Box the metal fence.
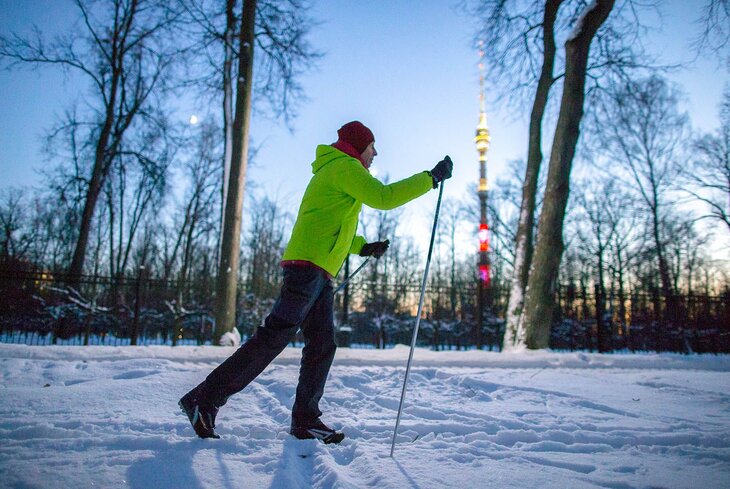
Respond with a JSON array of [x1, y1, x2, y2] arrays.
[[551, 288, 730, 353], [1, 267, 728, 353], [0, 267, 217, 346]]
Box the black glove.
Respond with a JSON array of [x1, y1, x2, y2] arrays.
[[360, 239, 390, 258], [430, 155, 453, 188]]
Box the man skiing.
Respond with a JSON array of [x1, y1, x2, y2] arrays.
[[180, 121, 453, 444]]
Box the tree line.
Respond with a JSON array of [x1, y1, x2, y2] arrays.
[[0, 0, 728, 351]]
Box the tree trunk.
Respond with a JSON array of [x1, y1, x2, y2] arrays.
[[66, 0, 141, 284], [214, 0, 256, 340], [596, 249, 608, 352], [503, 0, 562, 351], [67, 99, 117, 282], [219, 0, 236, 261], [522, 0, 615, 350], [652, 208, 674, 322], [616, 245, 627, 342]]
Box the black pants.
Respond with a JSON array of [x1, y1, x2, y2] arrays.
[[202, 265, 336, 425]]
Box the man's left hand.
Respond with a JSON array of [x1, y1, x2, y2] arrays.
[[360, 239, 390, 258]]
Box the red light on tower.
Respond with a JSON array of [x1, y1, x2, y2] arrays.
[[478, 223, 490, 283], [478, 223, 489, 252], [479, 264, 490, 284]]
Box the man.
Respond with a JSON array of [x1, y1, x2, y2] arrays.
[[180, 121, 453, 444]]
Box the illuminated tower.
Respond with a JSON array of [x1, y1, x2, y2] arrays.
[[475, 48, 491, 347]]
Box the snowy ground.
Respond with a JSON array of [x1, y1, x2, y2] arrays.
[[1, 344, 729, 489]]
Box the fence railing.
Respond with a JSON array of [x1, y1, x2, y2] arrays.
[[1, 268, 728, 353]]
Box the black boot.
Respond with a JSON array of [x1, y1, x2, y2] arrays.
[[179, 385, 220, 439], [290, 418, 345, 445]]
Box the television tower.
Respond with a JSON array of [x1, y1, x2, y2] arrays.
[[475, 47, 491, 347]]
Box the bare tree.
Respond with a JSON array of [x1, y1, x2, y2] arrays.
[[438, 199, 466, 319], [213, 0, 257, 340], [243, 194, 290, 301], [491, 161, 533, 267], [683, 89, 730, 230], [0, 0, 184, 282], [472, 0, 564, 350], [0, 189, 32, 258], [359, 199, 404, 348], [179, 0, 319, 255], [595, 75, 689, 323], [469, 0, 658, 350], [162, 119, 222, 286], [104, 124, 171, 278], [694, 0, 730, 63], [574, 178, 624, 351], [388, 235, 423, 315], [664, 217, 710, 296], [29, 193, 80, 271], [180, 0, 320, 122], [176, 0, 320, 339], [606, 194, 641, 335], [521, 0, 617, 349]]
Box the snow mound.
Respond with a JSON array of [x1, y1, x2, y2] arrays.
[[218, 327, 241, 347]]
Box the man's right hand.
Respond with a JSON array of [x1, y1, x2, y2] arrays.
[[430, 156, 453, 187]]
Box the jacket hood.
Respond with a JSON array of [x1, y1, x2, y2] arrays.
[[312, 144, 355, 173]]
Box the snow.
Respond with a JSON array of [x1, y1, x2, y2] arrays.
[[1, 344, 729, 489], [567, 0, 600, 42], [218, 327, 241, 347], [503, 205, 531, 352]]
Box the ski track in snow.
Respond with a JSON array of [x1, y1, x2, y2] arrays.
[[0, 345, 729, 488]]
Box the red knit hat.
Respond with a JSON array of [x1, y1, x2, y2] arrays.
[[336, 121, 375, 155]]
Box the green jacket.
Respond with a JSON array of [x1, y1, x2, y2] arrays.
[[282, 144, 433, 277]]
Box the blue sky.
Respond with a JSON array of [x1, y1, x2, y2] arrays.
[[0, 0, 726, 246]]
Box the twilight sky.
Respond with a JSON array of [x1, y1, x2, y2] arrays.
[[0, 0, 726, 247]]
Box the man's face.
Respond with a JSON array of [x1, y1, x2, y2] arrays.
[[361, 142, 377, 169]]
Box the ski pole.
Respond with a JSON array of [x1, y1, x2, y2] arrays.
[[390, 180, 445, 457], [334, 257, 371, 294]]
